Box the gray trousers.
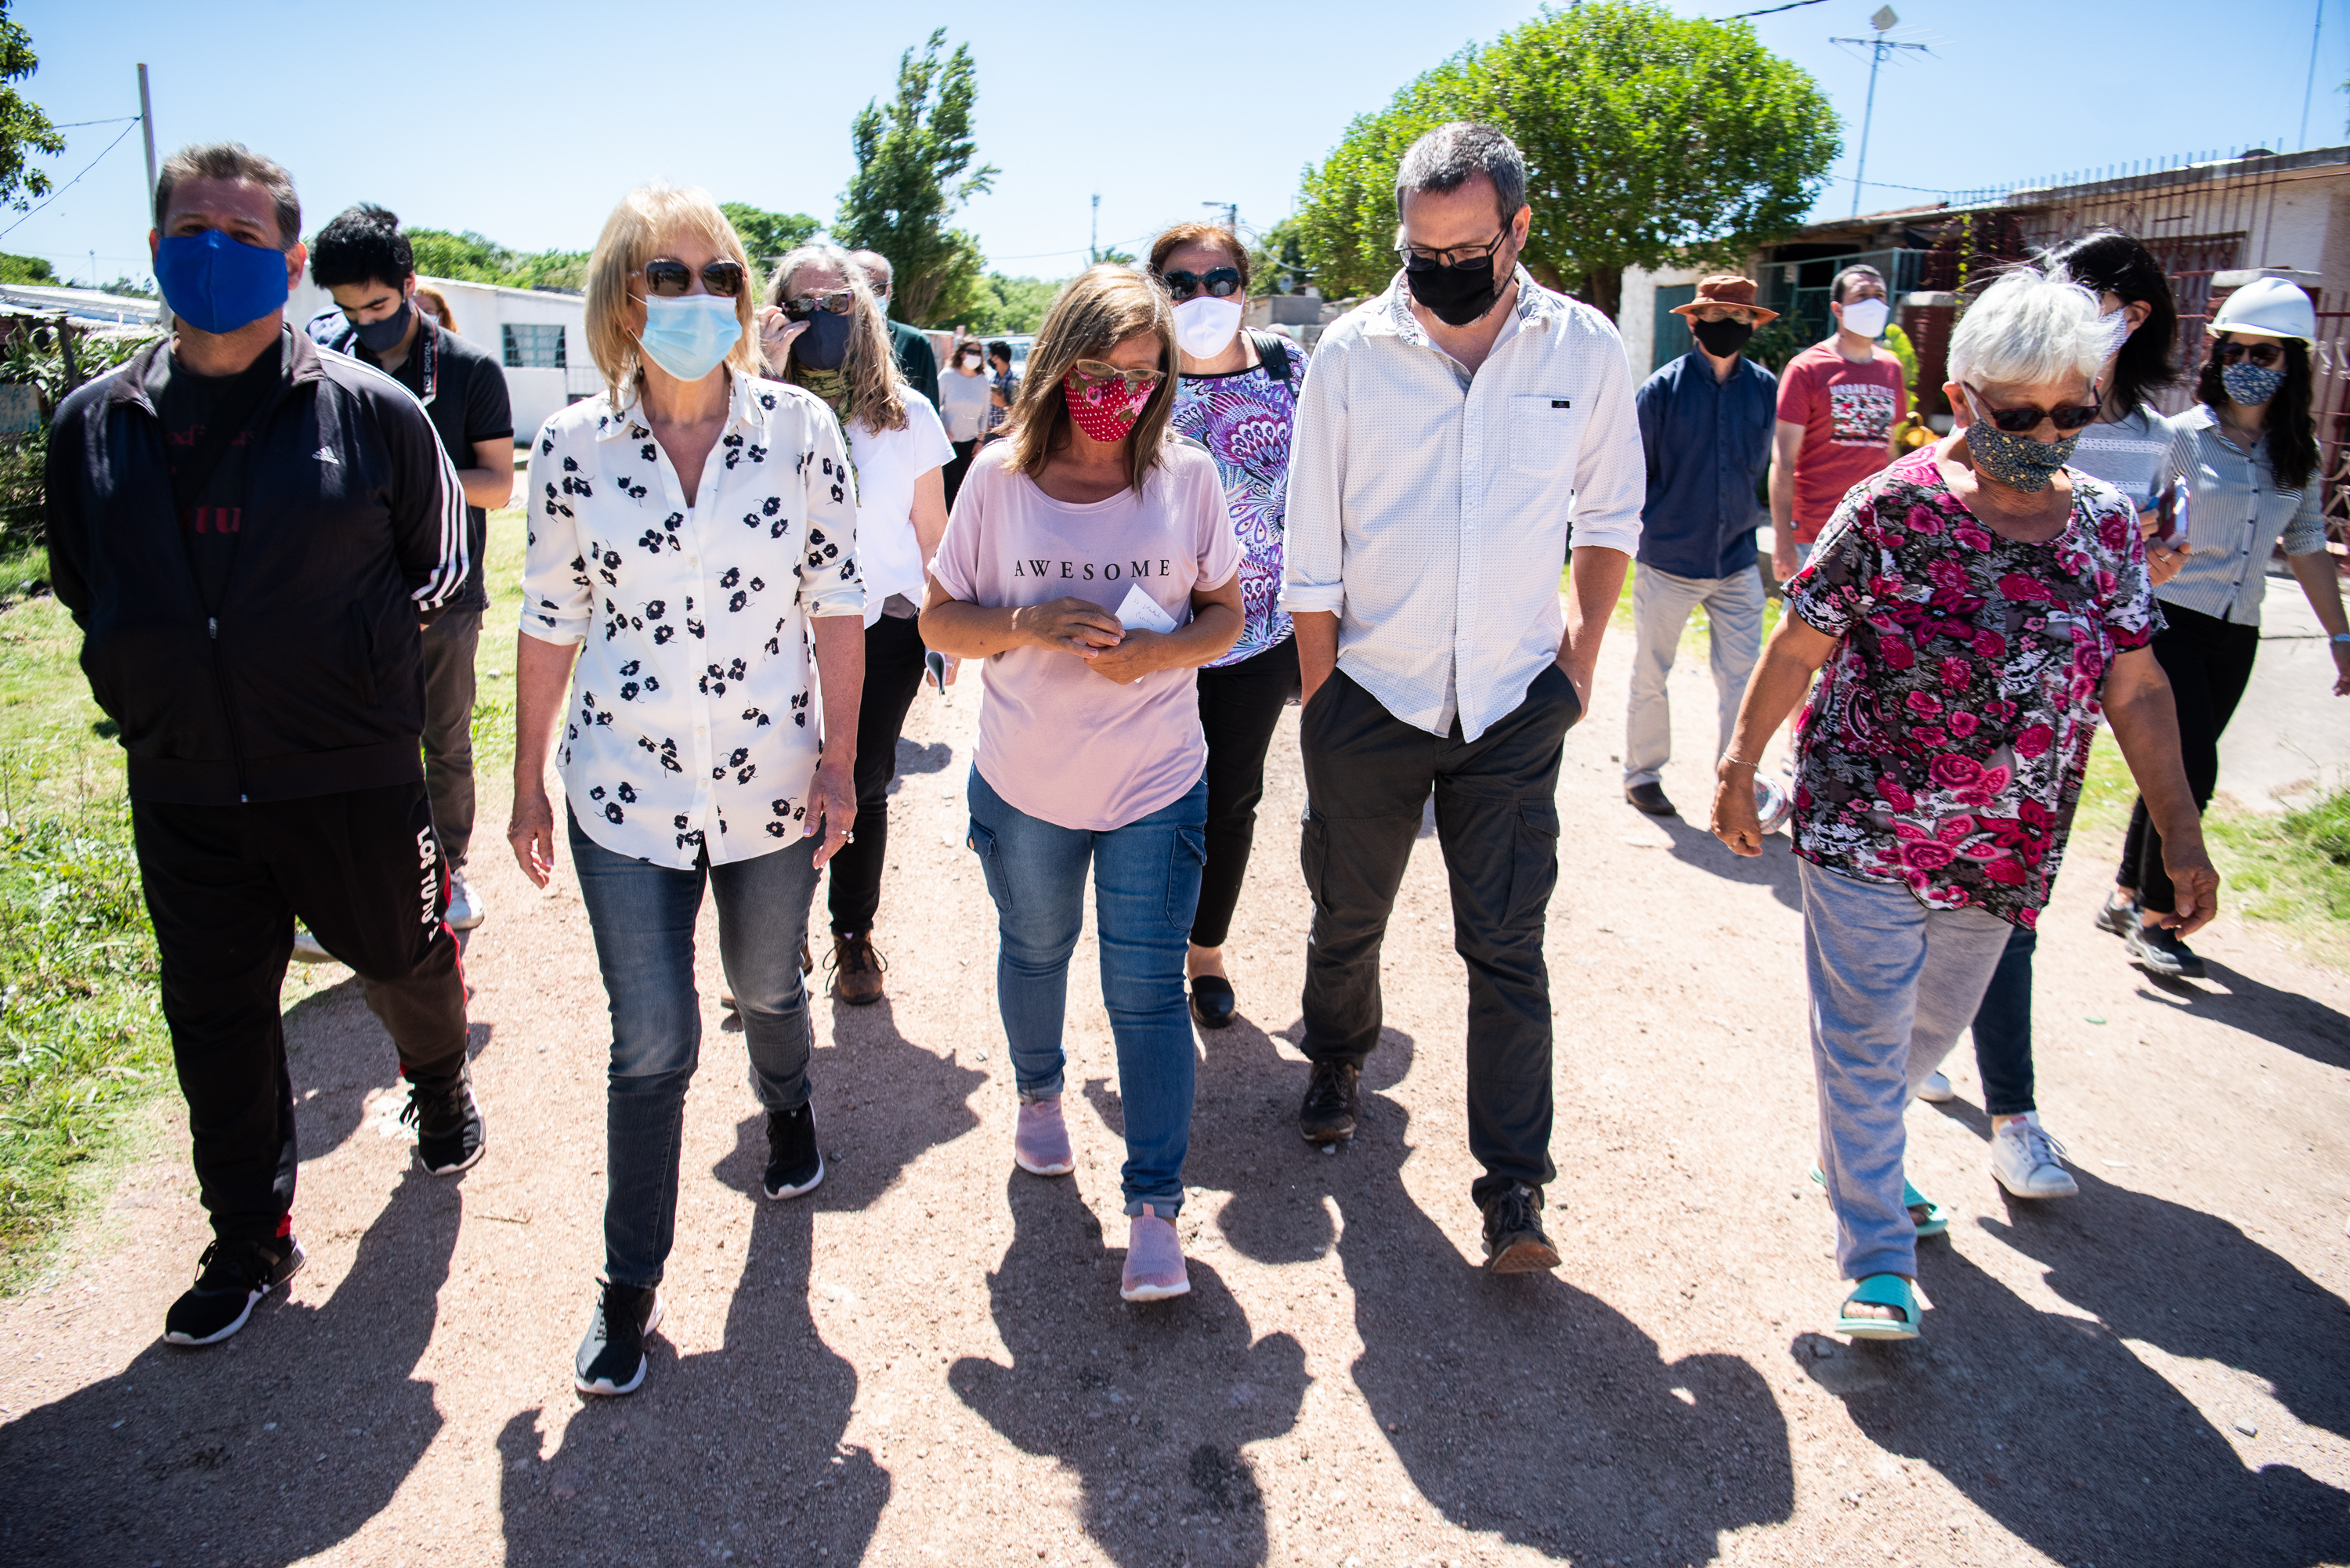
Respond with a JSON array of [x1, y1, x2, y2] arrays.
[[420, 607, 481, 870], [1623, 564, 1764, 789], [1801, 861, 2012, 1281]]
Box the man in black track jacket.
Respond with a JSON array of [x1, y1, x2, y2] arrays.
[[45, 142, 486, 1349]]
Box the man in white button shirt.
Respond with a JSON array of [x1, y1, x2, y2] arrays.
[[1281, 123, 1643, 1273]]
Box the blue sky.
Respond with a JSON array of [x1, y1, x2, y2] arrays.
[[8, 0, 2341, 289]]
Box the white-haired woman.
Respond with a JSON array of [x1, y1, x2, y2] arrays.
[[759, 244, 954, 1003], [1710, 269, 2217, 1342], [508, 186, 864, 1397], [922, 265, 1242, 1302]]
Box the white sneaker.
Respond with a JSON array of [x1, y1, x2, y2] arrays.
[[290, 926, 333, 963], [1990, 1112, 2079, 1198], [445, 869, 486, 930], [1917, 1071, 1956, 1103]]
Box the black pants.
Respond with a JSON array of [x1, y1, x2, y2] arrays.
[[132, 782, 472, 1244], [827, 612, 931, 934], [1298, 666, 1582, 1205], [421, 606, 481, 870], [1192, 635, 1300, 948], [943, 439, 980, 508], [2118, 602, 2261, 915], [1965, 923, 2038, 1116]]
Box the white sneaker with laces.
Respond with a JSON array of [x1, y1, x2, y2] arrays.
[[1990, 1111, 2078, 1198], [445, 869, 486, 930], [1917, 1071, 1956, 1104]]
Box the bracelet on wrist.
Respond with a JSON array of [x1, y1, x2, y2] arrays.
[[2331, 632, 2350, 645], [1719, 752, 1762, 771]]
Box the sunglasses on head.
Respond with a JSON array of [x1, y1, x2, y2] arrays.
[[1158, 266, 1241, 302], [640, 258, 745, 298], [1964, 384, 2102, 435], [2217, 338, 2287, 367], [783, 289, 857, 321], [1070, 359, 1162, 395]]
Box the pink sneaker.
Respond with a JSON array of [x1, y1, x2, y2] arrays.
[[1014, 1097, 1075, 1176], [1120, 1205, 1189, 1302]]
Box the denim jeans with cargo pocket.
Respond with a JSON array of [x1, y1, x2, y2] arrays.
[[967, 768, 1207, 1218]]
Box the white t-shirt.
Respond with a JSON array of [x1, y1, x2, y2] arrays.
[[846, 385, 956, 623], [938, 367, 993, 442]]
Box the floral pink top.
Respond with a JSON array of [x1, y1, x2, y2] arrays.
[[1784, 453, 2160, 927]]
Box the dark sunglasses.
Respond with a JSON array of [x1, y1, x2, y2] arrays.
[[640, 258, 745, 298], [1964, 384, 2102, 435], [1394, 229, 1509, 273], [783, 289, 857, 321], [1158, 266, 1242, 302], [2217, 338, 2286, 367]]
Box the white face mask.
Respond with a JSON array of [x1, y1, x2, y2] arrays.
[[1838, 296, 1890, 339], [2095, 305, 2135, 362], [1173, 294, 1244, 359]]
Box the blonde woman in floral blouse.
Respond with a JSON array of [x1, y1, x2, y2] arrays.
[[1711, 270, 2216, 1343], [507, 186, 865, 1398]]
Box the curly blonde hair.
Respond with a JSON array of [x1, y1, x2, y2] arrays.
[[767, 244, 908, 433], [1002, 265, 1177, 495], [582, 183, 761, 406]]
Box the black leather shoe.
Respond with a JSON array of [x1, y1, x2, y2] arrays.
[[1188, 975, 1236, 1029], [1299, 1059, 1361, 1144], [1480, 1182, 1561, 1274], [1625, 782, 1677, 817]]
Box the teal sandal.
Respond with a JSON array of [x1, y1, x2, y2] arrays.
[[1836, 1274, 1922, 1341], [1810, 1165, 1950, 1237]]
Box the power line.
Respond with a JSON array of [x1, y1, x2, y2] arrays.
[[1725, 0, 1829, 16], [0, 121, 141, 240], [47, 116, 139, 129]]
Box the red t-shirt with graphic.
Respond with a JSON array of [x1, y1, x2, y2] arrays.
[[1777, 340, 1907, 540]]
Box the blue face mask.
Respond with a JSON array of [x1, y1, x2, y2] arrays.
[[638, 293, 740, 383], [154, 229, 290, 335], [793, 309, 853, 370], [2221, 359, 2286, 407]]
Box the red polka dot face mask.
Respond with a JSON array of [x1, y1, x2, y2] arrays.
[[1062, 359, 1162, 443]]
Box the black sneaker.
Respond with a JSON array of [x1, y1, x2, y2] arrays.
[[163, 1234, 306, 1346], [2093, 893, 2138, 938], [1480, 1182, 1561, 1274], [403, 1061, 486, 1175], [764, 1104, 825, 1199], [1299, 1059, 1361, 1144], [2125, 919, 2207, 980], [575, 1281, 663, 1396]]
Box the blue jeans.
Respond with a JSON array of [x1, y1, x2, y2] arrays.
[[1967, 923, 2038, 1116], [568, 809, 822, 1289], [966, 768, 1207, 1217]]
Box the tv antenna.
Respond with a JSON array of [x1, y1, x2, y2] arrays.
[[1831, 7, 1932, 217]]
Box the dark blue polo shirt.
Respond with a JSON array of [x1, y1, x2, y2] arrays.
[[1632, 349, 1777, 580]]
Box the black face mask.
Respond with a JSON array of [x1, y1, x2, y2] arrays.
[[1691, 316, 1753, 357], [794, 310, 853, 370], [351, 298, 413, 354], [1405, 255, 1505, 327]]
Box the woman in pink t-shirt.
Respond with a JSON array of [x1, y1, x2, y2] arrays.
[[923, 266, 1243, 1303]]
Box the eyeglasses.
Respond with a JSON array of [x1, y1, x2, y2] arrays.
[[783, 289, 857, 321], [2217, 338, 2286, 367], [1963, 384, 2102, 435], [1393, 229, 1509, 273], [1691, 307, 1754, 324], [1070, 359, 1162, 395], [639, 258, 746, 298], [1158, 267, 1242, 302]]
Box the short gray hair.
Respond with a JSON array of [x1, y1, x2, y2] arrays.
[[1948, 269, 2107, 392], [848, 248, 894, 287], [154, 142, 301, 247], [1394, 122, 1525, 221]]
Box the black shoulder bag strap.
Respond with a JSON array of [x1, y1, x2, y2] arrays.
[[1247, 330, 1292, 385]]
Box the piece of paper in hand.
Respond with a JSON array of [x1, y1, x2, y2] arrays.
[[1115, 583, 1179, 634]]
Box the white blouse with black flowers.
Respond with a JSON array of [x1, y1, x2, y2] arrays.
[[519, 373, 862, 869]]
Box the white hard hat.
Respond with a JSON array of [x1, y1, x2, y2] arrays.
[[2208, 276, 2316, 344]]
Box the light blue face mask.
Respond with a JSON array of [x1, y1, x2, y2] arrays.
[[638, 293, 741, 382]]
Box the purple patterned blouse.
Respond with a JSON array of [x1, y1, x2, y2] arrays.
[[1170, 341, 1305, 667]]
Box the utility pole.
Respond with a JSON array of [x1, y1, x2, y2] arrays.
[[2300, 0, 2323, 150], [1202, 201, 1237, 234], [137, 64, 158, 213], [1090, 193, 1100, 263], [1831, 8, 1930, 218]]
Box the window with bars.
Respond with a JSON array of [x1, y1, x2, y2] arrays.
[[503, 323, 566, 369]]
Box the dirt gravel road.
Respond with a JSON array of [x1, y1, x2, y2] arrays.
[[3, 625, 2348, 1568]]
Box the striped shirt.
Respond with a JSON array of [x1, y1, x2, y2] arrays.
[[2153, 406, 2328, 626], [1281, 267, 1644, 740]]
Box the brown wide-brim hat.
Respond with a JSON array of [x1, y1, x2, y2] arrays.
[[1671, 273, 1778, 324]]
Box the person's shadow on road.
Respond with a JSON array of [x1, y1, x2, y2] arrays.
[[496, 992, 987, 1565], [2132, 958, 2350, 1071], [1187, 1013, 1796, 1563], [1653, 808, 1802, 911]]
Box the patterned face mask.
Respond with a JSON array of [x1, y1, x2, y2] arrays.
[[2220, 359, 2286, 407], [1963, 389, 2080, 493], [1062, 368, 1155, 443]]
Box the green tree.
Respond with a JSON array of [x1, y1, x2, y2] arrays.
[[721, 204, 822, 266], [0, 250, 51, 283], [405, 229, 591, 293], [836, 30, 998, 327], [949, 273, 1065, 336], [0, 3, 60, 215], [1248, 217, 1313, 296], [1297, 1, 1838, 319]]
